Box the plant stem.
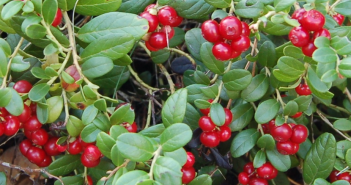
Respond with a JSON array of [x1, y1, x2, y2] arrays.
[[139, 42, 151, 56], [157, 64, 175, 94], [316, 109, 351, 141], [47, 50, 72, 85], [250, 11, 276, 31], [61, 89, 69, 126], [275, 89, 285, 109], [344, 88, 351, 104], [127, 65, 159, 91], [144, 90, 153, 129], [210, 74, 219, 84], [165, 48, 196, 65], [330, 0, 342, 10], [213, 81, 224, 103], [1, 37, 25, 89], [40, 20, 69, 56], [101, 159, 130, 181], [149, 146, 162, 180], [329, 103, 351, 115]]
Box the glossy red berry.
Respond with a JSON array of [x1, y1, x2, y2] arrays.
[[337, 172, 351, 182], [312, 28, 331, 40], [160, 25, 175, 40], [291, 112, 303, 118], [121, 122, 138, 133], [269, 167, 278, 180], [0, 107, 9, 117], [24, 129, 33, 139], [78, 136, 95, 151], [261, 123, 270, 134], [243, 162, 255, 175], [241, 22, 250, 37], [44, 137, 62, 156], [51, 9, 62, 27], [199, 100, 213, 116], [31, 128, 49, 146], [223, 108, 233, 126], [288, 26, 310, 47], [231, 50, 241, 59], [290, 125, 308, 144], [333, 13, 345, 26], [212, 42, 232, 61], [249, 177, 268, 185], [295, 83, 312, 95], [198, 116, 216, 132], [231, 36, 251, 53], [257, 162, 277, 179], [219, 16, 242, 40], [140, 12, 159, 33], [19, 139, 33, 156], [83, 145, 101, 161], [24, 116, 42, 131], [145, 41, 159, 52], [0, 123, 4, 136], [291, 8, 306, 23], [172, 15, 183, 27], [300, 9, 325, 32], [68, 138, 83, 155], [37, 155, 52, 167], [87, 175, 93, 185], [26, 146, 46, 164], [4, 115, 20, 136], [183, 152, 195, 168], [149, 32, 168, 49], [218, 126, 231, 142], [238, 172, 250, 185], [13, 80, 32, 93], [201, 20, 223, 43], [181, 166, 196, 184], [56, 142, 68, 152], [329, 170, 339, 182], [30, 103, 37, 115], [200, 131, 220, 148], [301, 41, 317, 57], [270, 123, 293, 142], [158, 6, 179, 26], [17, 104, 32, 123], [277, 140, 300, 155], [81, 154, 100, 168]]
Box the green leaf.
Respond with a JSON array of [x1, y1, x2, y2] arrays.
[[209, 103, 225, 126], [117, 133, 154, 162], [47, 96, 63, 123], [241, 74, 269, 102], [82, 104, 99, 125], [339, 57, 351, 78], [294, 95, 312, 112], [334, 1, 351, 16], [312, 178, 330, 185], [204, 0, 230, 8], [36, 99, 49, 124], [283, 45, 304, 59], [273, 69, 299, 82], [188, 174, 212, 185], [303, 133, 336, 184], [330, 35, 351, 55], [151, 49, 170, 64], [97, 132, 115, 159], [48, 155, 82, 176], [194, 71, 210, 85], [185, 28, 206, 61], [164, 148, 187, 166], [235, 0, 264, 18], [194, 99, 211, 109], [257, 41, 277, 67], [0, 38, 11, 56], [283, 100, 298, 116], [230, 128, 260, 158], [0, 88, 12, 107], [222, 69, 252, 91], [0, 172, 6, 185], [110, 103, 135, 125], [29, 83, 50, 102], [26, 24, 46, 39], [110, 125, 128, 140], [312, 47, 337, 63], [0, 46, 7, 78], [115, 170, 150, 185], [31, 67, 50, 79], [161, 88, 187, 127], [111, 144, 125, 166], [54, 176, 84, 185], [321, 69, 337, 83], [66, 116, 84, 137], [78, 12, 148, 43], [154, 156, 182, 185], [183, 103, 201, 130], [260, 20, 293, 36], [332, 180, 350, 185], [45, 67, 58, 77], [314, 36, 330, 48], [277, 56, 305, 76], [160, 123, 192, 152], [253, 150, 266, 168], [230, 103, 254, 131], [200, 42, 225, 74], [167, 0, 216, 20], [10, 56, 30, 72], [345, 149, 351, 167], [337, 140, 351, 159], [1, 1, 24, 20], [255, 99, 280, 124], [81, 56, 114, 79], [94, 99, 107, 112], [257, 134, 275, 150], [92, 114, 110, 132], [42, 0, 58, 25], [118, 0, 154, 14], [80, 33, 135, 62], [58, 0, 75, 10], [333, 119, 351, 131], [266, 148, 291, 172], [274, 0, 295, 12], [75, 0, 122, 16], [80, 124, 102, 143], [91, 65, 129, 89], [5, 88, 23, 116]]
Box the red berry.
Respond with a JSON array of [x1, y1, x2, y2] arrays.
[[160, 25, 175, 40], [261, 123, 270, 134], [44, 137, 62, 156], [140, 12, 159, 33], [121, 122, 138, 133], [200, 131, 220, 148], [68, 138, 83, 155], [333, 13, 345, 26], [31, 128, 49, 146], [223, 108, 233, 127], [30, 102, 37, 115], [0, 123, 4, 136], [288, 26, 310, 47], [0, 107, 9, 117], [37, 155, 52, 167], [24, 129, 33, 139], [290, 125, 308, 144], [145, 41, 159, 52], [199, 100, 213, 116], [62, 65, 81, 92], [83, 145, 101, 161], [243, 162, 255, 175], [24, 116, 42, 131], [181, 166, 196, 184], [198, 116, 216, 132], [149, 32, 168, 49], [56, 142, 68, 152], [19, 139, 33, 156], [238, 172, 250, 185], [277, 140, 300, 155], [17, 104, 32, 123], [291, 112, 303, 118], [291, 8, 306, 23], [249, 177, 268, 185], [301, 41, 317, 57], [78, 136, 95, 151], [295, 83, 312, 96], [270, 123, 293, 142], [231, 50, 241, 59], [218, 126, 231, 142], [231, 35, 251, 53], [241, 22, 250, 37], [183, 152, 195, 168], [257, 162, 277, 179], [26, 146, 46, 164], [337, 172, 351, 182], [300, 9, 325, 32], [201, 20, 223, 43], [269, 167, 278, 180], [13, 80, 32, 93], [329, 170, 339, 182], [172, 15, 183, 27], [81, 154, 100, 168], [312, 28, 331, 40], [3, 115, 20, 136], [51, 9, 62, 27], [157, 6, 179, 26], [212, 42, 232, 61], [87, 175, 93, 185], [219, 16, 242, 40]]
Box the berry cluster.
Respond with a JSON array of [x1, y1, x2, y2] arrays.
[[262, 120, 308, 155], [238, 162, 278, 185], [295, 83, 312, 96], [329, 170, 351, 183], [201, 16, 250, 61], [20, 139, 52, 167], [140, 4, 183, 51], [181, 152, 196, 184], [289, 9, 330, 57], [199, 100, 233, 148]]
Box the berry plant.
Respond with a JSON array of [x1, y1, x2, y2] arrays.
[[0, 0, 350, 185]]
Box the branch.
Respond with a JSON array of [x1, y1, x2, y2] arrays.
[[101, 159, 130, 181], [149, 146, 162, 180], [127, 65, 160, 91], [157, 64, 175, 94]]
